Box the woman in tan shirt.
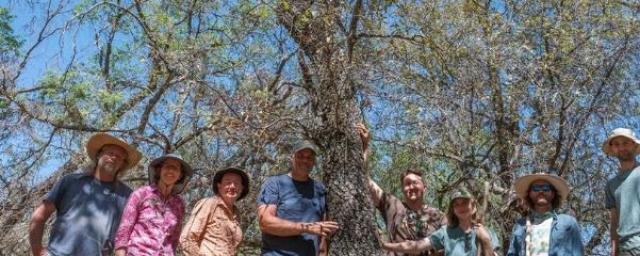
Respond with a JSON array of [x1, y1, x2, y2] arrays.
[[179, 168, 250, 256]]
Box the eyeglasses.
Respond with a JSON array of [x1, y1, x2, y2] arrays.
[[530, 184, 554, 193]]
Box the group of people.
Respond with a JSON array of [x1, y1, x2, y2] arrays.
[[28, 133, 250, 256], [26, 126, 640, 256]]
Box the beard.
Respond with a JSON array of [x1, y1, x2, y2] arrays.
[[533, 197, 552, 208], [98, 158, 120, 176], [617, 152, 636, 162]]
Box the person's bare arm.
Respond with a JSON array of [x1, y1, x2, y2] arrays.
[[355, 123, 370, 166], [368, 178, 385, 208], [382, 238, 432, 254], [318, 213, 338, 256], [476, 225, 495, 256], [257, 204, 339, 237], [611, 209, 619, 256], [29, 201, 55, 256], [356, 123, 385, 208]]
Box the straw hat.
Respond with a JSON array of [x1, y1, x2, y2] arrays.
[[86, 133, 142, 172], [602, 128, 640, 156], [212, 168, 250, 201], [514, 173, 569, 201], [148, 154, 193, 194]]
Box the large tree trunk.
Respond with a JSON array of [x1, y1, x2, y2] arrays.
[[275, 1, 383, 254]]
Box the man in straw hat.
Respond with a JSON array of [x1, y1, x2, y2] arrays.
[[257, 140, 339, 256], [29, 133, 141, 256], [603, 128, 640, 255], [507, 173, 583, 255]]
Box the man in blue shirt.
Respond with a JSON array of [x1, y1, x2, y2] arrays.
[[507, 173, 583, 256], [257, 141, 339, 255], [28, 133, 141, 256], [603, 128, 640, 256]]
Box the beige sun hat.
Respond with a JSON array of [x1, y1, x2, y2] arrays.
[[602, 128, 640, 156], [86, 133, 142, 172], [514, 173, 569, 201]]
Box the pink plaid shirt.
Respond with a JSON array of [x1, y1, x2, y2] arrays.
[[114, 185, 185, 256]]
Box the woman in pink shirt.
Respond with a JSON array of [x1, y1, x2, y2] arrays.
[[180, 167, 250, 256], [114, 154, 193, 256]]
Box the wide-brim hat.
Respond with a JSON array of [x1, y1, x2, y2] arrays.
[[148, 154, 193, 194], [86, 133, 142, 172], [212, 168, 250, 201], [514, 173, 569, 201], [602, 128, 640, 156]]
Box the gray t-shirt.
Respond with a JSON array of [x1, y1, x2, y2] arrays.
[[45, 172, 132, 256], [605, 166, 640, 250]]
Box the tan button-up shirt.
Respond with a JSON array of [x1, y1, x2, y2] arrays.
[[179, 196, 243, 256]]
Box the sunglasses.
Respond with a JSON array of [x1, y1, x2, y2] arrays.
[[530, 184, 554, 193]]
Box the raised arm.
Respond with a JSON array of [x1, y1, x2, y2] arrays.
[[356, 123, 385, 208], [355, 123, 370, 169], [29, 201, 55, 256], [382, 237, 432, 254]]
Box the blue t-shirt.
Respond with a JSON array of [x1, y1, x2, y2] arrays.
[[45, 172, 132, 256], [257, 174, 327, 256]]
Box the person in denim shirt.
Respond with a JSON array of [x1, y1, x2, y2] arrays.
[[507, 173, 583, 256]]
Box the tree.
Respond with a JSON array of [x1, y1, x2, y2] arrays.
[[2, 0, 640, 255]]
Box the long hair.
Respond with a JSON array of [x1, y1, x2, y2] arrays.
[[446, 197, 480, 227]]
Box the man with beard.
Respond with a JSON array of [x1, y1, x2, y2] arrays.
[[603, 128, 640, 255], [507, 173, 583, 256], [356, 124, 446, 256], [257, 141, 339, 256], [29, 133, 141, 256]]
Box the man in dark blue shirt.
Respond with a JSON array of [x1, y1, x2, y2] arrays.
[[257, 141, 339, 256], [29, 133, 141, 256]]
